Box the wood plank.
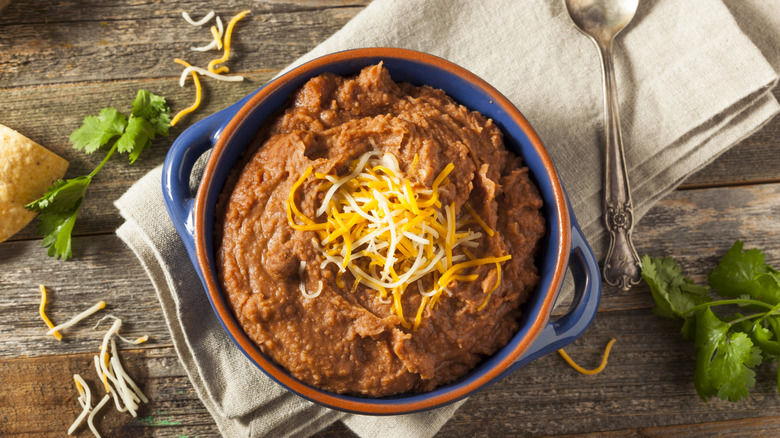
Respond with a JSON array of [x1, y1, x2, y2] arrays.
[[679, 87, 780, 188], [1, 7, 777, 245], [7, 309, 780, 438], [599, 181, 780, 312], [554, 416, 780, 438], [432, 308, 780, 437], [0, 234, 169, 359], [0, 76, 266, 242], [0, 1, 367, 87], [0, 347, 220, 437]]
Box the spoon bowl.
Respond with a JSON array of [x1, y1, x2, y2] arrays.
[[564, 0, 642, 291], [565, 0, 638, 46]]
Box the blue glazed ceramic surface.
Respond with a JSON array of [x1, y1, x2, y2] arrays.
[[162, 48, 600, 415]]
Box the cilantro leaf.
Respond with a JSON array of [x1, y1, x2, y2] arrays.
[[693, 307, 729, 399], [28, 89, 171, 260], [117, 115, 155, 163], [25, 176, 91, 213], [708, 241, 780, 305], [69, 107, 127, 153], [641, 255, 711, 320], [708, 331, 762, 402], [643, 244, 780, 402], [693, 308, 761, 402], [745, 319, 780, 358], [131, 89, 171, 136], [25, 175, 92, 260], [36, 196, 85, 261]]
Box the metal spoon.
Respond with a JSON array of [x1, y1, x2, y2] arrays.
[[564, 0, 641, 291]]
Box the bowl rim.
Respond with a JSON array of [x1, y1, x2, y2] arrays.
[[193, 47, 571, 414]]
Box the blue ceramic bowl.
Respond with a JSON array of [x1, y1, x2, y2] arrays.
[[162, 48, 600, 415]]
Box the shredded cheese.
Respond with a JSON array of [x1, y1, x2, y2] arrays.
[[45, 296, 150, 437], [182, 10, 215, 27], [177, 65, 244, 85], [190, 38, 219, 52], [210, 25, 223, 50], [39, 285, 62, 341], [46, 300, 106, 336], [557, 338, 617, 375], [68, 374, 92, 435], [177, 11, 247, 127], [207, 10, 251, 74], [171, 59, 203, 127], [216, 16, 224, 40], [190, 15, 223, 52], [464, 202, 495, 237], [287, 150, 511, 330], [298, 261, 324, 298], [86, 316, 150, 425], [87, 394, 111, 438]]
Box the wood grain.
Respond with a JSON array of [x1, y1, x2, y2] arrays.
[[0, 0, 368, 87], [0, 77, 266, 242], [0, 348, 214, 438], [0, 233, 168, 359], [5, 308, 780, 437], [3, 181, 780, 437]]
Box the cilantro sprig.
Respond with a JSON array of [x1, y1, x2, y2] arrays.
[[642, 241, 780, 402], [25, 90, 170, 260]]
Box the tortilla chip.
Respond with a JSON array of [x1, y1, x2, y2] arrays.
[[0, 124, 69, 243]]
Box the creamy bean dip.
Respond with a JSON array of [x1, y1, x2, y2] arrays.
[[217, 64, 545, 396]]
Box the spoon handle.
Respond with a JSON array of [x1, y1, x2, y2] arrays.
[[598, 41, 641, 291]]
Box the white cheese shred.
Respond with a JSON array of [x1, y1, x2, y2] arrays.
[[56, 303, 150, 437], [87, 394, 111, 438], [298, 261, 324, 298], [178, 65, 243, 86], [68, 374, 92, 435], [182, 10, 215, 26], [47, 301, 106, 336], [190, 14, 225, 51], [190, 39, 218, 52], [111, 338, 148, 403]]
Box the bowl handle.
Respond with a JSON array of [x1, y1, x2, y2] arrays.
[[161, 97, 251, 259], [510, 221, 601, 371]]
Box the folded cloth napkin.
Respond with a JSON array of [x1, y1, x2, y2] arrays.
[[115, 0, 780, 436]]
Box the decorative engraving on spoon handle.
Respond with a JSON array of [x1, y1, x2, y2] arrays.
[[598, 41, 641, 291]]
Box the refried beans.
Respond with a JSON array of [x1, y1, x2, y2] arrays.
[[217, 63, 545, 397]]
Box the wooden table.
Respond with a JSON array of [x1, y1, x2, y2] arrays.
[[2, 1, 779, 437]]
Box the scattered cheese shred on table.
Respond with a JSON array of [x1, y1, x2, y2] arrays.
[[207, 9, 251, 74], [171, 59, 203, 127], [68, 374, 92, 435], [93, 318, 149, 418], [174, 10, 248, 126], [181, 10, 214, 27], [557, 338, 617, 375], [46, 300, 106, 337], [39, 289, 150, 436], [210, 24, 223, 50], [190, 14, 223, 51], [87, 395, 111, 438], [177, 65, 244, 86], [38, 285, 62, 341], [287, 150, 512, 330]]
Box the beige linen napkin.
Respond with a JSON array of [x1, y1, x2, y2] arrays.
[[115, 0, 779, 436]]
